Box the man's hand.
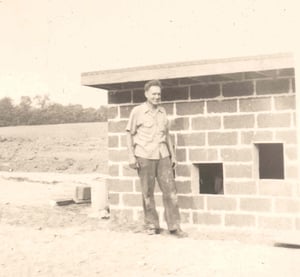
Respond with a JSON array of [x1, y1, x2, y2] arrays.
[[129, 156, 140, 170], [171, 156, 177, 169]]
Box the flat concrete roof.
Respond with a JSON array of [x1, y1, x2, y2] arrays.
[[81, 53, 294, 90]]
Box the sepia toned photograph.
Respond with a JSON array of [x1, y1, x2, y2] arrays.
[[0, 1, 299, 276]]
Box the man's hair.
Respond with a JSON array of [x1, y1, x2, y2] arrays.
[[144, 79, 162, 91]]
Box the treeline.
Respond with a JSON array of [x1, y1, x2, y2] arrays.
[[0, 95, 107, 127]]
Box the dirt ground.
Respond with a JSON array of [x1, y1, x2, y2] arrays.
[[1, 173, 300, 277], [1, 123, 300, 276], [0, 122, 108, 174]]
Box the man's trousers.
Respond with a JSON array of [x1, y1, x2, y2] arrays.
[[136, 156, 181, 231]]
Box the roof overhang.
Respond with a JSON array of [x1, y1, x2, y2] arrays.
[[81, 53, 294, 90]]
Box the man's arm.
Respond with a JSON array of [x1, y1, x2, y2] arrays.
[[126, 131, 139, 169], [166, 131, 177, 168]]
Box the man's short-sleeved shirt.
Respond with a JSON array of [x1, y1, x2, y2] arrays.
[[126, 102, 170, 159]]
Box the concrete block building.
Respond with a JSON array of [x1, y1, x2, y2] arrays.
[[82, 53, 300, 230]]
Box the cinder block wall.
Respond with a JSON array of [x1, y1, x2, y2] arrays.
[[107, 68, 299, 230]]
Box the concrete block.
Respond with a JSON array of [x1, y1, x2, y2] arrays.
[[169, 117, 189, 131], [241, 130, 273, 144], [109, 193, 120, 205], [176, 180, 192, 194], [122, 193, 141, 207], [221, 148, 253, 162], [162, 86, 189, 101], [108, 106, 118, 119], [175, 148, 187, 162], [207, 99, 237, 113], [189, 148, 218, 162], [277, 68, 294, 77], [225, 214, 256, 227], [275, 130, 297, 144], [108, 90, 131, 104], [192, 116, 221, 130], [239, 97, 272, 112], [274, 95, 296, 110], [175, 164, 191, 177], [107, 178, 134, 192], [108, 120, 128, 133], [193, 212, 222, 225], [274, 198, 300, 214], [257, 113, 291, 128], [180, 211, 191, 223], [224, 115, 255, 129], [178, 195, 204, 209], [222, 81, 254, 97], [285, 164, 299, 179], [258, 181, 293, 197], [240, 197, 272, 212], [177, 133, 205, 146], [120, 135, 127, 147], [108, 149, 128, 162], [258, 216, 294, 230], [176, 102, 204, 115], [256, 79, 290, 95], [120, 105, 133, 118], [224, 164, 253, 178], [225, 181, 257, 195], [208, 132, 238, 146], [285, 146, 298, 161], [244, 70, 277, 79], [161, 103, 174, 115], [134, 181, 142, 193], [108, 164, 119, 177], [74, 186, 91, 203], [191, 84, 221, 99], [122, 82, 144, 90], [207, 196, 237, 211], [108, 135, 119, 148]]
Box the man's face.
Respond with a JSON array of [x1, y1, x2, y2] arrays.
[[145, 85, 161, 107]]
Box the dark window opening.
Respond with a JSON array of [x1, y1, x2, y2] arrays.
[[197, 163, 224, 194], [257, 143, 284, 179]]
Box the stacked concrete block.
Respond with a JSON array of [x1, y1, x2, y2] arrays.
[[107, 67, 299, 231]]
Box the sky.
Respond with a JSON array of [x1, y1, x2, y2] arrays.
[[0, 0, 298, 108]]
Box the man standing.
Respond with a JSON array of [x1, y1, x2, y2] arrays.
[[126, 79, 187, 238]]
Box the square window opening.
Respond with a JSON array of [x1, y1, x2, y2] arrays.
[[193, 163, 224, 194], [256, 143, 284, 179]]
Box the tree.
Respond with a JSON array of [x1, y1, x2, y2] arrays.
[[16, 96, 32, 125], [96, 106, 107, 121], [0, 97, 15, 126], [0, 95, 107, 126], [20, 96, 32, 110], [33, 95, 50, 109]]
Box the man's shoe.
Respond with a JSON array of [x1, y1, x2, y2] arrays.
[[146, 228, 160, 235], [169, 229, 188, 238]]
